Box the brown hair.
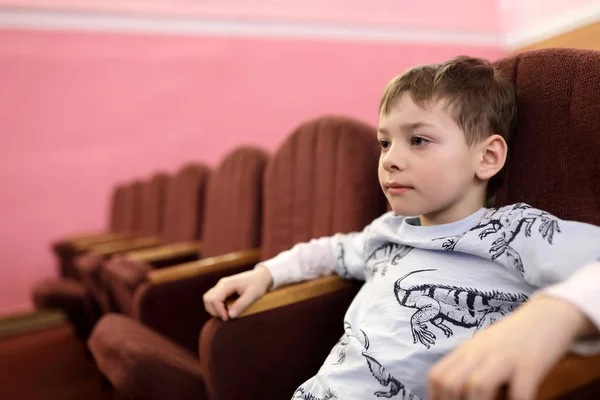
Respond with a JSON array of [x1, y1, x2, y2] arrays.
[[379, 55, 517, 146]]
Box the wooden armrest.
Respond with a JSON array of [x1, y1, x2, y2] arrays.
[[147, 248, 261, 284], [71, 235, 134, 252], [230, 275, 358, 318], [89, 236, 162, 256], [62, 231, 113, 243], [536, 353, 600, 400], [493, 352, 600, 400], [127, 241, 202, 263], [68, 232, 131, 248]]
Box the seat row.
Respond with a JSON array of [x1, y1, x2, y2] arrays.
[[34, 115, 387, 399]]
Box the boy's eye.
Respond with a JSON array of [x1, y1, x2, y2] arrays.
[[378, 140, 391, 150], [410, 136, 429, 147]]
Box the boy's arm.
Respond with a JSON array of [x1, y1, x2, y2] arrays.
[[428, 262, 600, 400], [540, 261, 600, 354], [428, 293, 598, 400], [260, 231, 368, 290], [204, 216, 382, 320], [503, 207, 600, 352]]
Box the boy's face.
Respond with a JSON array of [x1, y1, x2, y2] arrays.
[[377, 92, 485, 225]]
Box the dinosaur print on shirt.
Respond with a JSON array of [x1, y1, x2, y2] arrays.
[[394, 269, 528, 348], [434, 203, 561, 273]]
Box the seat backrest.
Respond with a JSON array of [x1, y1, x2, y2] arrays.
[[108, 185, 127, 233], [161, 164, 210, 244], [494, 48, 599, 225], [136, 173, 170, 237], [120, 181, 144, 234], [260, 115, 387, 261], [201, 147, 268, 258]]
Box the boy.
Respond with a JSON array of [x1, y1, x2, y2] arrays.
[[203, 56, 600, 400]]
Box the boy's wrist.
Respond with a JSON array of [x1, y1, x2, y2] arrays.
[[533, 295, 598, 339], [255, 264, 274, 290]]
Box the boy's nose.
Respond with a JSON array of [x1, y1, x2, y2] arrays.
[[382, 148, 407, 172]]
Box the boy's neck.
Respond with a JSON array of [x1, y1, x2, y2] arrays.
[[419, 206, 483, 226], [418, 191, 487, 226]]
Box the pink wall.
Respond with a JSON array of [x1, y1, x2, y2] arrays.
[[0, 2, 506, 316]]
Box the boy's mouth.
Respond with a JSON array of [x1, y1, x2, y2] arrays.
[[385, 181, 414, 195]]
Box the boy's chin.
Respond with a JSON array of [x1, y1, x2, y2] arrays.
[[387, 201, 426, 217]]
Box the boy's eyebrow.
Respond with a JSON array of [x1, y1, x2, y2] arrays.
[[399, 121, 438, 130], [378, 121, 437, 135]]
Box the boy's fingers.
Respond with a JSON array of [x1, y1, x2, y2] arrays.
[[203, 281, 236, 320], [214, 300, 229, 321], [228, 289, 258, 318], [438, 360, 479, 400], [202, 292, 216, 316], [509, 365, 545, 400], [428, 352, 465, 400], [204, 301, 215, 317], [465, 358, 512, 400]]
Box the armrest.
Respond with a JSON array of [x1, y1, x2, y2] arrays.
[[230, 275, 356, 317], [54, 233, 131, 255], [60, 231, 115, 243], [67, 232, 130, 247], [132, 248, 261, 353], [198, 276, 362, 400], [499, 354, 600, 400], [147, 248, 261, 284], [127, 241, 202, 264], [89, 236, 163, 256]]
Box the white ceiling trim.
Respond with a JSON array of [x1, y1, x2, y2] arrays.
[[0, 8, 503, 46]]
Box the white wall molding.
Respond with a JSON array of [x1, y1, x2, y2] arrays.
[[505, 1, 600, 49], [0, 7, 503, 46]]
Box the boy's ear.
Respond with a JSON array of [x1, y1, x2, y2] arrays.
[[475, 134, 507, 180]]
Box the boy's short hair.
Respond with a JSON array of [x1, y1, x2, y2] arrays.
[[379, 56, 517, 146]]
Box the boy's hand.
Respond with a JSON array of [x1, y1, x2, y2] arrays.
[[428, 296, 596, 400], [203, 266, 273, 321]]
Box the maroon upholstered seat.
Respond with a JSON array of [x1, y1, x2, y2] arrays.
[[92, 314, 206, 399], [105, 147, 268, 317], [493, 49, 599, 224], [77, 165, 210, 313], [33, 166, 209, 335], [51, 184, 130, 280], [75, 174, 169, 312], [31, 181, 145, 337], [32, 278, 98, 338], [88, 116, 385, 400]]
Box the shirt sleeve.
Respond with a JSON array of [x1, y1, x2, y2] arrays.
[[484, 204, 600, 288], [258, 227, 373, 290], [539, 262, 600, 355]]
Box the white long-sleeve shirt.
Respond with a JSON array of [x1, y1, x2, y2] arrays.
[[261, 203, 600, 400]]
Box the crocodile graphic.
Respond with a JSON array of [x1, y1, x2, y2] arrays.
[[330, 322, 418, 399], [359, 330, 418, 399], [434, 203, 561, 273], [331, 321, 352, 366], [394, 269, 528, 348], [366, 243, 414, 277], [292, 388, 337, 400]]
